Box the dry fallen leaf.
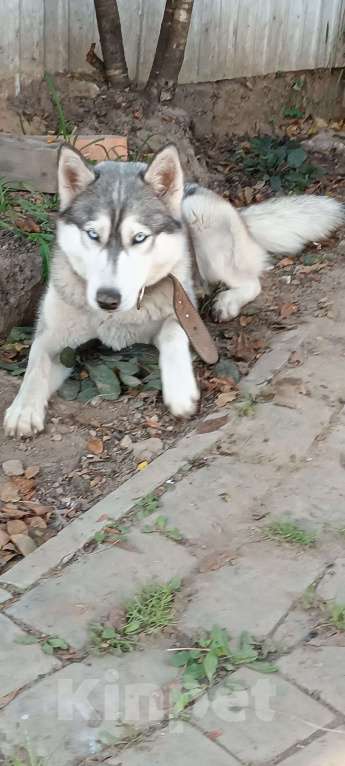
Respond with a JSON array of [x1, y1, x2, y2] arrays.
[[25, 465, 40, 479], [145, 418, 161, 430], [279, 303, 298, 320], [12, 476, 36, 498], [86, 437, 104, 455], [1, 505, 27, 518], [29, 517, 47, 529], [243, 186, 254, 205], [0, 530, 10, 548], [216, 391, 238, 407], [288, 350, 304, 367], [23, 502, 51, 516], [7, 519, 28, 536], [197, 415, 228, 434], [273, 377, 307, 409], [278, 257, 294, 269], [199, 549, 234, 573], [137, 460, 149, 471], [0, 482, 20, 503], [14, 216, 41, 233]]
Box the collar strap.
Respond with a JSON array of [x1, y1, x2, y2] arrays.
[[168, 274, 219, 365]]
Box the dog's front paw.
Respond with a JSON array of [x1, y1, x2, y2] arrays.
[[212, 290, 241, 322], [4, 398, 46, 438], [164, 377, 200, 418]]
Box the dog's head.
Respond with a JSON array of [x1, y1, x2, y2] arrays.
[[56, 143, 185, 312]]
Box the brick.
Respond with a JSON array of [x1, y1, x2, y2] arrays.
[[278, 646, 345, 715], [278, 730, 345, 765], [6, 531, 196, 648], [191, 667, 333, 765], [0, 651, 176, 766], [0, 134, 127, 192], [180, 542, 322, 639], [0, 614, 59, 698], [108, 724, 240, 765]]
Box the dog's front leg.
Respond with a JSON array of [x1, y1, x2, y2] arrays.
[[4, 288, 92, 437], [155, 317, 200, 418]]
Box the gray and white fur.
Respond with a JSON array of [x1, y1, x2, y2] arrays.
[[4, 144, 344, 437]]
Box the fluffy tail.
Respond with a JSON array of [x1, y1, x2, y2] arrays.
[[240, 195, 344, 255]]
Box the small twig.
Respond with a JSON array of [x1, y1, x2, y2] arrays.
[[166, 647, 209, 652]]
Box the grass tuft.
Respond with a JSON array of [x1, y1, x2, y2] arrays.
[[90, 578, 181, 654], [266, 520, 316, 547]]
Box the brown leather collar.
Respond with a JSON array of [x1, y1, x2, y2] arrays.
[[168, 274, 218, 365], [137, 275, 218, 365]]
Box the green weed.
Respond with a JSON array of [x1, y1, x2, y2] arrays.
[[237, 394, 257, 417], [266, 520, 316, 547], [235, 135, 323, 193], [44, 72, 74, 140], [328, 602, 345, 631], [0, 184, 56, 279], [93, 522, 128, 546], [90, 578, 181, 654], [170, 627, 278, 716], [135, 493, 160, 520], [143, 515, 184, 542]]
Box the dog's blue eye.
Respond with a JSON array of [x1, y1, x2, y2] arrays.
[[133, 232, 148, 245], [86, 228, 99, 241]]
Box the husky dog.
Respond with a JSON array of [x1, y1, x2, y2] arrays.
[[4, 143, 344, 437]]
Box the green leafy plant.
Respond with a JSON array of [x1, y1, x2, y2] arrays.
[[283, 105, 305, 119], [170, 628, 278, 715], [236, 135, 323, 193], [135, 493, 160, 520], [93, 522, 128, 546], [143, 515, 184, 542], [328, 602, 345, 631]]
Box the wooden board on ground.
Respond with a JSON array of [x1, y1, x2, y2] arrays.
[[0, 134, 128, 193]]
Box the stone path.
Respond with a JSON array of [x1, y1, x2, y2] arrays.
[[1, 304, 345, 766]]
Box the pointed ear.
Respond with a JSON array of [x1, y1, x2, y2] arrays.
[[143, 144, 184, 217], [58, 144, 95, 210]]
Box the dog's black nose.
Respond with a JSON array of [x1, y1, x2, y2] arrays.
[[96, 288, 121, 311]]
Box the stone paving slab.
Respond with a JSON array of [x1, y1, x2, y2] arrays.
[[180, 542, 323, 639], [107, 724, 240, 765], [0, 650, 177, 766], [317, 558, 345, 603], [191, 667, 334, 765], [224, 396, 333, 467], [148, 457, 280, 551], [278, 646, 345, 715], [0, 589, 11, 604], [279, 730, 345, 765], [0, 426, 228, 592], [272, 609, 317, 652], [6, 531, 196, 648], [0, 614, 59, 698], [261, 454, 345, 531]]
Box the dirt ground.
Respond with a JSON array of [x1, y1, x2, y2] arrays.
[[1, 104, 345, 573]]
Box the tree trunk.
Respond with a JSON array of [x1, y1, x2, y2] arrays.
[[147, 0, 194, 99], [94, 0, 129, 88]]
